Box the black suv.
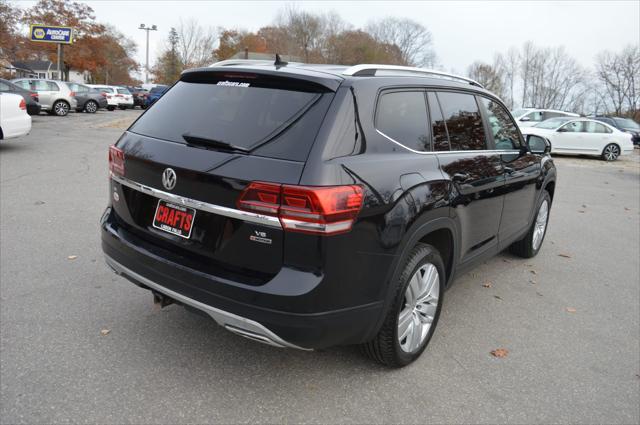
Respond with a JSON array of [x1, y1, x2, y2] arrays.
[[102, 61, 556, 367]]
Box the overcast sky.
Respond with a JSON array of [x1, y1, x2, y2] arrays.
[[16, 0, 640, 76]]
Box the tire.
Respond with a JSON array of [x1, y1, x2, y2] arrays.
[[84, 100, 98, 113], [509, 191, 551, 258], [107, 106, 115, 111], [141, 104, 147, 110], [601, 143, 620, 161], [361, 243, 445, 367], [52, 100, 70, 116], [118, 105, 126, 110]]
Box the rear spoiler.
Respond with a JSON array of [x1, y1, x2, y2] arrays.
[[181, 66, 342, 92]]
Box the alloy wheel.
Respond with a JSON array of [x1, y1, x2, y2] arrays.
[[54, 101, 69, 116], [85, 101, 97, 113], [603, 144, 620, 161], [398, 263, 439, 353], [532, 199, 549, 251]]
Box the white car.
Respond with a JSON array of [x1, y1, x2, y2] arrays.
[[0, 92, 32, 140], [521, 117, 635, 161], [87, 85, 134, 110], [511, 108, 579, 128]]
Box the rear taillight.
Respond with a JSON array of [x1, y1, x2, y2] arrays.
[[29, 92, 38, 100], [237, 182, 364, 235], [100, 92, 107, 97], [69, 91, 76, 97], [19, 99, 26, 110], [108, 145, 125, 177]]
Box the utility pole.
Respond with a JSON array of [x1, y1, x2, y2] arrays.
[[138, 23, 157, 84]]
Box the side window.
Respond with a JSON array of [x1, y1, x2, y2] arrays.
[[0, 82, 10, 91], [560, 121, 583, 132], [14, 80, 30, 90], [584, 121, 610, 134], [543, 111, 561, 120], [427, 92, 449, 151], [376, 91, 430, 152], [479, 97, 522, 150], [437, 91, 487, 151], [47, 81, 60, 91], [32, 80, 49, 91], [524, 111, 543, 122]]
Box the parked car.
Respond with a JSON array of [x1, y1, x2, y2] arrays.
[[143, 85, 168, 108], [511, 108, 579, 127], [102, 62, 556, 367], [0, 93, 32, 140], [115, 87, 134, 109], [521, 117, 634, 161], [67, 83, 108, 113], [125, 86, 148, 108], [592, 116, 640, 146], [87, 85, 118, 111], [0, 78, 41, 115], [10, 78, 77, 116]]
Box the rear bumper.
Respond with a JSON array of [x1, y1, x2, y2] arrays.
[[27, 104, 41, 115], [101, 207, 384, 349]]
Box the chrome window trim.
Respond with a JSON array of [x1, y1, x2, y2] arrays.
[[375, 129, 522, 156], [111, 174, 282, 229]]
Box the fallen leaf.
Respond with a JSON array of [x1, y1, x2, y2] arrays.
[[34, 200, 45, 205], [624, 207, 630, 211], [529, 280, 536, 285], [100, 329, 111, 336], [581, 204, 587, 208], [482, 282, 492, 288], [536, 292, 543, 297], [578, 210, 585, 213], [490, 348, 509, 358], [67, 255, 78, 260], [530, 270, 537, 275], [558, 253, 571, 258], [502, 258, 511, 263], [493, 295, 502, 300], [566, 307, 577, 313], [604, 181, 609, 184]]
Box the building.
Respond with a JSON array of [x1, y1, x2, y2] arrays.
[[7, 60, 89, 83]]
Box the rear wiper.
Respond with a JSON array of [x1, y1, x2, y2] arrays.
[[182, 133, 250, 154]]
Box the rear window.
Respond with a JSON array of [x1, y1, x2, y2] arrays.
[[375, 91, 430, 152], [129, 80, 328, 160], [149, 86, 167, 93], [117, 88, 130, 94]]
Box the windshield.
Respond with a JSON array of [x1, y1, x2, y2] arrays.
[[129, 80, 321, 152], [534, 117, 572, 129], [612, 117, 640, 130], [510, 108, 530, 118]]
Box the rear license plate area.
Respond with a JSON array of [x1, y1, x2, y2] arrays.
[[152, 199, 196, 239]]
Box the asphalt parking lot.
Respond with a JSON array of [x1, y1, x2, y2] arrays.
[[1, 110, 639, 424]]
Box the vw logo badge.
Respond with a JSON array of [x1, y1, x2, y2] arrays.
[[162, 168, 177, 191]]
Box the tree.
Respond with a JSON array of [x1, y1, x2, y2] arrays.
[[366, 17, 436, 67], [595, 45, 640, 115], [152, 27, 183, 84], [325, 30, 403, 65], [0, 0, 23, 62], [467, 61, 505, 99], [176, 18, 216, 68], [14, 0, 138, 83], [213, 29, 268, 61]]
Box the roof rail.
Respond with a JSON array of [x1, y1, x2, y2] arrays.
[[209, 59, 275, 67], [342, 64, 484, 88]]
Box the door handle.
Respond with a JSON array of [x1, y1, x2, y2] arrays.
[[504, 166, 515, 174], [452, 172, 471, 183]]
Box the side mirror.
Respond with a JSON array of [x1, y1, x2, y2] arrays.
[[557, 127, 569, 132], [526, 134, 551, 154], [519, 116, 531, 122]]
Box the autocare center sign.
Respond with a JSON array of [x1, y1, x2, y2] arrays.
[[30, 25, 74, 44]]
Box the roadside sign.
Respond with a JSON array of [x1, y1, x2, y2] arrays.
[[30, 24, 74, 44]]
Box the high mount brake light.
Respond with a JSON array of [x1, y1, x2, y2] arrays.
[[237, 182, 364, 235], [108, 145, 125, 177]]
